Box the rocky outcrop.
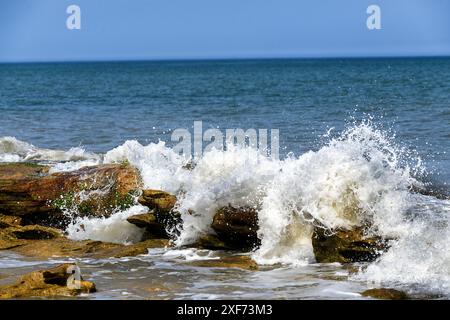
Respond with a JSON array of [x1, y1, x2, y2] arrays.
[[0, 223, 169, 259], [0, 264, 96, 299], [312, 226, 390, 263], [211, 205, 259, 250], [0, 163, 141, 228]]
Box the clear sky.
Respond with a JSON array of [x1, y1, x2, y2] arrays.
[[0, 0, 449, 62]]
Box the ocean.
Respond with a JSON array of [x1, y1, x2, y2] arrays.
[[0, 57, 449, 299]]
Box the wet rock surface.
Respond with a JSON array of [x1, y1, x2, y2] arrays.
[[126, 212, 170, 239], [312, 226, 390, 263], [361, 288, 409, 300], [185, 255, 258, 271], [211, 205, 260, 250], [0, 163, 141, 228]]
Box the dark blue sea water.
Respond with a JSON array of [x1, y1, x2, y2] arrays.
[[1, 58, 449, 183]]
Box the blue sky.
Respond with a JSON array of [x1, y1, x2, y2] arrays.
[[0, 0, 449, 62]]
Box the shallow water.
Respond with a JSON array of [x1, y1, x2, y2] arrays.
[[0, 250, 373, 300]]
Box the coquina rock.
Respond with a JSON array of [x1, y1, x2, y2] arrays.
[[0, 223, 169, 259], [126, 212, 169, 239], [211, 205, 260, 250], [0, 263, 96, 299], [312, 226, 391, 263], [0, 163, 141, 228], [130, 189, 181, 238]]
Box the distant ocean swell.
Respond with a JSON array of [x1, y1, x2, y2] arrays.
[[1, 120, 449, 296]]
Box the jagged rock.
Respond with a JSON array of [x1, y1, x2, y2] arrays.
[[136, 190, 181, 236], [211, 205, 260, 250], [126, 212, 169, 239], [312, 226, 390, 263], [0, 163, 141, 228], [0, 263, 96, 299], [361, 288, 408, 300], [185, 255, 258, 271], [138, 189, 177, 214]]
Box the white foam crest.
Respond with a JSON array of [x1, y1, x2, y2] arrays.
[[174, 146, 281, 246], [104, 140, 281, 246], [357, 196, 450, 295], [104, 140, 188, 192], [65, 205, 146, 245], [0, 136, 100, 164], [254, 122, 419, 265]]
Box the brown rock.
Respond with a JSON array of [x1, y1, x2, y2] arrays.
[[138, 189, 177, 214], [6, 237, 170, 259], [361, 288, 408, 300], [193, 233, 232, 250], [211, 205, 260, 250], [0, 263, 96, 299], [0, 222, 169, 259], [136, 190, 181, 236], [126, 212, 169, 239], [0, 163, 141, 228], [312, 226, 390, 263], [5, 225, 62, 240]]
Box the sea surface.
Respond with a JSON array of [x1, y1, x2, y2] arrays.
[[0, 58, 449, 299]]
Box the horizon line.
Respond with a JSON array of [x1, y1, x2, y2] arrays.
[[1, 53, 450, 64]]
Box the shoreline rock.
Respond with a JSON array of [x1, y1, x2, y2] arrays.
[[0, 163, 141, 228], [312, 226, 391, 263], [0, 264, 96, 299], [211, 205, 260, 250]]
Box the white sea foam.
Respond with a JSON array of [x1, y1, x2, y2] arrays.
[[0, 136, 100, 165], [65, 205, 146, 244]]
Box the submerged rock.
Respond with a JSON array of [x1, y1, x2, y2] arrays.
[[185, 255, 258, 271], [211, 205, 260, 250], [0, 163, 141, 228], [312, 226, 390, 263], [361, 288, 409, 300], [193, 233, 232, 250], [0, 264, 96, 299]]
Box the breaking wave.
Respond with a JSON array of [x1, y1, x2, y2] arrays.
[[1, 120, 449, 295]]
